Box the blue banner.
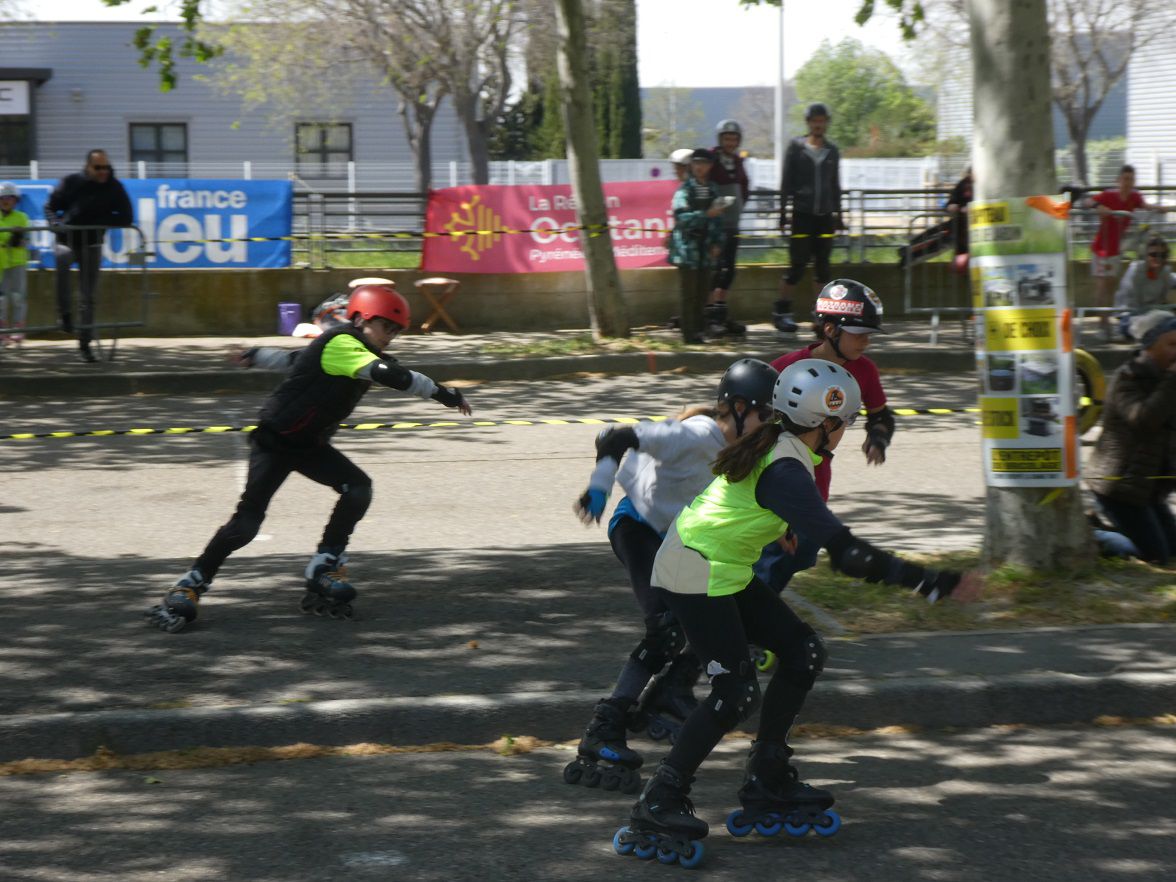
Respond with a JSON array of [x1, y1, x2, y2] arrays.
[[14, 179, 292, 269]]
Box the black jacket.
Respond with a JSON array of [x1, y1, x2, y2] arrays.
[[780, 136, 841, 218], [45, 172, 134, 244]]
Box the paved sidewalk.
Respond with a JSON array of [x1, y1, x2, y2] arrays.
[[0, 318, 1135, 398]]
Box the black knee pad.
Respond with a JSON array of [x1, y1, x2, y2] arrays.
[[804, 633, 827, 674], [337, 480, 373, 514], [773, 633, 826, 693], [703, 660, 761, 730], [630, 612, 686, 674]]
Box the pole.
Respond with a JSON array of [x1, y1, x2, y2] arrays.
[[774, 2, 786, 182]]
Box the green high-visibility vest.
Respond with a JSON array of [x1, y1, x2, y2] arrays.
[[654, 433, 822, 597]]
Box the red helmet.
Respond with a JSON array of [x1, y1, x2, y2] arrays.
[[347, 283, 410, 329]]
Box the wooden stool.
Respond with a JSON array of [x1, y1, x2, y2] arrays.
[[414, 277, 461, 333]]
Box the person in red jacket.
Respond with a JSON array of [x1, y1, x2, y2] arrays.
[[754, 279, 893, 595], [145, 281, 472, 633]]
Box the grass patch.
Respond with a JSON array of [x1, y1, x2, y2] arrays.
[[791, 550, 1176, 634]]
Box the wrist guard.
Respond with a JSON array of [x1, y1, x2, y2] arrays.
[[431, 385, 465, 409]]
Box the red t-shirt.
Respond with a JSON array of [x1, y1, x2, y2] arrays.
[[771, 344, 887, 501], [1091, 189, 1144, 257]]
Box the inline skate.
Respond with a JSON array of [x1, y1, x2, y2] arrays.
[[301, 550, 356, 619], [703, 303, 747, 342], [725, 740, 841, 839], [613, 760, 707, 868], [772, 299, 799, 336], [630, 653, 701, 744], [563, 698, 643, 794], [144, 568, 207, 633]]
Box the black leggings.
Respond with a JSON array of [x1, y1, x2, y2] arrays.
[[661, 578, 819, 777], [608, 515, 670, 619], [784, 212, 835, 286], [711, 232, 740, 291], [195, 433, 372, 580]]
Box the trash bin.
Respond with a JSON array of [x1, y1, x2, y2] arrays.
[[277, 302, 302, 336]]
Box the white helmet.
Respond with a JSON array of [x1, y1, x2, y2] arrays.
[[772, 359, 862, 429], [0, 181, 19, 199], [669, 148, 694, 166]]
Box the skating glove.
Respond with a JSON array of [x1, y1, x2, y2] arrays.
[[576, 488, 608, 524], [431, 385, 466, 409]]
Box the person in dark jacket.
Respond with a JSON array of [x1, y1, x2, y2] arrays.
[[668, 148, 730, 344], [774, 103, 842, 337], [44, 149, 134, 362], [145, 281, 473, 633], [1086, 310, 1176, 565]]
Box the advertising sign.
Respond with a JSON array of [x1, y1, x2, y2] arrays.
[[970, 196, 1078, 487], [421, 181, 677, 274], [16, 179, 292, 269]]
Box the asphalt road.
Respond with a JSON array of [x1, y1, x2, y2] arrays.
[[1, 722, 1173, 882]]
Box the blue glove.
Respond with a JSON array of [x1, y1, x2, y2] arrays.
[[577, 488, 608, 524]]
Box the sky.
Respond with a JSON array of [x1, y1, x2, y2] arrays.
[[15, 0, 915, 86]]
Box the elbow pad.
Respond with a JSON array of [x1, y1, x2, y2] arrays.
[[864, 406, 896, 449], [369, 360, 438, 400], [595, 426, 639, 463]]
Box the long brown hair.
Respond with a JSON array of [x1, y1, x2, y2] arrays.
[[712, 414, 815, 483]]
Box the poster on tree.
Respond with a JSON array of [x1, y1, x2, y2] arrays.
[[970, 195, 1079, 487]]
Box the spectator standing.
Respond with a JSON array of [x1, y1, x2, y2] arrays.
[[1086, 310, 1176, 565], [0, 181, 30, 348], [774, 103, 843, 338], [946, 166, 973, 274], [670, 148, 694, 183], [668, 148, 729, 345], [1089, 165, 1161, 341], [45, 149, 134, 362], [1114, 235, 1176, 341], [706, 120, 750, 338]]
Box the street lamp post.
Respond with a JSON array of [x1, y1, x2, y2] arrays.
[[774, 2, 786, 183]]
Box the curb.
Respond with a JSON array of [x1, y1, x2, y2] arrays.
[[2, 671, 1172, 763]]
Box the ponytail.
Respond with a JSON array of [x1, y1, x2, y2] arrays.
[[713, 422, 785, 482]]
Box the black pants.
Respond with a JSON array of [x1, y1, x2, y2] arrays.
[[54, 235, 103, 344], [677, 265, 710, 341], [195, 433, 372, 580], [784, 212, 836, 286], [1095, 492, 1176, 565], [661, 578, 819, 777], [608, 515, 670, 619], [711, 232, 740, 291]]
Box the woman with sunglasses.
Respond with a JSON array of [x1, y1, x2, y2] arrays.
[[611, 359, 983, 868], [1114, 236, 1176, 342]]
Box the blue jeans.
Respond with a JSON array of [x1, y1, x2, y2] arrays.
[[1094, 493, 1176, 565]]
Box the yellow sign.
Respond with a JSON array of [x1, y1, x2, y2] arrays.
[[971, 202, 1010, 227], [984, 308, 1056, 352], [991, 448, 1063, 473], [981, 399, 1019, 439], [443, 195, 504, 261]]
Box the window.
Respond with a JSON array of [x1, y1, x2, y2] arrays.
[[0, 117, 31, 165], [130, 123, 188, 168], [296, 123, 353, 178]]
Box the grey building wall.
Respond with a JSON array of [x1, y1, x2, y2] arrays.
[[0, 21, 468, 188]]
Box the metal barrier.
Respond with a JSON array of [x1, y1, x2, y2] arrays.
[[901, 212, 972, 344], [0, 224, 152, 360]]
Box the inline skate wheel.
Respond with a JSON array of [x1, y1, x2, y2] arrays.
[[725, 809, 755, 838], [679, 841, 704, 869], [634, 841, 658, 860], [648, 720, 670, 741], [582, 765, 602, 788], [813, 810, 841, 837], [657, 846, 678, 865], [755, 649, 777, 673], [783, 817, 811, 837], [612, 827, 635, 856], [328, 603, 354, 620], [756, 815, 784, 836]]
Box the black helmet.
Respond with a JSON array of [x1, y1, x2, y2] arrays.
[[718, 358, 778, 407], [813, 279, 886, 334], [805, 102, 831, 120]]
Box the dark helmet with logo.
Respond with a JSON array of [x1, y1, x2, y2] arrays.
[[813, 278, 886, 334]]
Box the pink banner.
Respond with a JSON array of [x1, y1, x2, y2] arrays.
[[421, 181, 676, 274]]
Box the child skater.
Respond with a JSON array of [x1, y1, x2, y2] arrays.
[[755, 279, 895, 608], [567, 359, 779, 794], [611, 359, 982, 868], [145, 281, 472, 632]]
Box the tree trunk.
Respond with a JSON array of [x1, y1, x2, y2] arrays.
[[554, 0, 629, 338], [399, 101, 435, 193], [969, 0, 1092, 571], [453, 90, 492, 185]]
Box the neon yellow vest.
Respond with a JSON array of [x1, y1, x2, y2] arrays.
[[0, 209, 30, 271], [667, 433, 821, 597]]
